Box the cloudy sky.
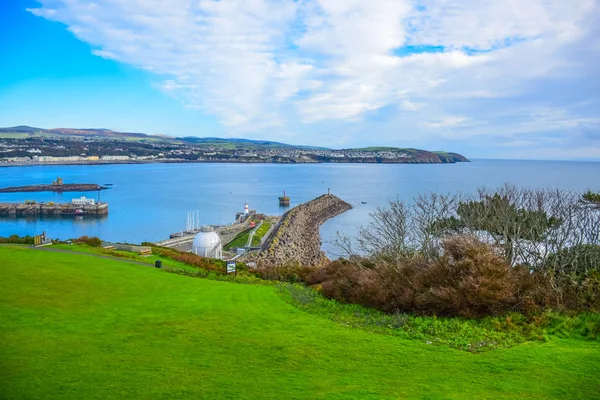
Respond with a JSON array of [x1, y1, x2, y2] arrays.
[[1, 0, 599, 159]]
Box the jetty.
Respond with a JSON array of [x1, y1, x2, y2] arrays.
[[0, 201, 108, 217], [0, 177, 108, 193], [257, 194, 352, 267]]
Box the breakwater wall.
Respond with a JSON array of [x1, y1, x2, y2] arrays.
[[0, 202, 108, 217], [258, 194, 352, 267]]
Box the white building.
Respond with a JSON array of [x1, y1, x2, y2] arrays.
[[192, 227, 223, 259], [101, 155, 130, 161], [72, 196, 95, 206]]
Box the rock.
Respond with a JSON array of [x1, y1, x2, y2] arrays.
[[257, 194, 352, 267]]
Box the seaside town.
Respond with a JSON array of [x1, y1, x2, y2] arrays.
[[0, 130, 468, 165]]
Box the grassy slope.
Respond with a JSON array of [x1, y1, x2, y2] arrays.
[[251, 220, 272, 246], [49, 243, 199, 272], [1, 246, 599, 400], [224, 228, 253, 250]]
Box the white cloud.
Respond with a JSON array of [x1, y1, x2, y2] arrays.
[[28, 0, 600, 156]]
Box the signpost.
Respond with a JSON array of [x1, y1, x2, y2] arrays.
[[226, 260, 236, 275]]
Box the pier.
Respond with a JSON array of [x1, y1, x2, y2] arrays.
[[0, 202, 108, 217], [257, 193, 352, 267]]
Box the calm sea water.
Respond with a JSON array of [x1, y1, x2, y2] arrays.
[[1, 160, 599, 255]]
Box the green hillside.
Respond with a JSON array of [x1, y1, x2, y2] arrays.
[[1, 245, 599, 399]]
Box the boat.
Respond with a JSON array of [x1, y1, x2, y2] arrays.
[[361, 201, 367, 204], [62, 208, 86, 216]]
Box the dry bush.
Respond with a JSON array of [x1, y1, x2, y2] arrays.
[[415, 236, 517, 318], [151, 246, 226, 273], [253, 261, 315, 283], [74, 236, 102, 247], [310, 235, 572, 318]]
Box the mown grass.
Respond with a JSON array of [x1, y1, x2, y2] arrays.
[[50, 243, 199, 272], [251, 220, 272, 246], [1, 245, 600, 399], [278, 283, 600, 352], [223, 228, 253, 250]]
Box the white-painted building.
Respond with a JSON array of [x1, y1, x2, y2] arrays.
[[72, 196, 95, 206]]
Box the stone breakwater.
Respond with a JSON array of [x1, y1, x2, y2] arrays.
[[258, 194, 352, 267]]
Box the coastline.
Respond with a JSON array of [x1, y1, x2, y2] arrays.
[[0, 158, 469, 168]]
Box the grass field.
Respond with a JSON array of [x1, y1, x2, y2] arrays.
[[251, 220, 272, 246], [1, 245, 599, 399], [223, 228, 253, 250]]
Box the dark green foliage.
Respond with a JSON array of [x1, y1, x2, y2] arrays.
[[583, 191, 600, 204], [543, 244, 600, 281], [0, 235, 34, 244], [437, 194, 561, 263]]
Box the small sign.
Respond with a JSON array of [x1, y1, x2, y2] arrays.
[[226, 261, 236, 274]]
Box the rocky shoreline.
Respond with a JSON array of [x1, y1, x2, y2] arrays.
[[257, 194, 353, 267]]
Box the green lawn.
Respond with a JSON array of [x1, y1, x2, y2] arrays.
[[251, 220, 272, 246], [1, 245, 599, 399], [223, 228, 253, 250], [49, 243, 199, 272]]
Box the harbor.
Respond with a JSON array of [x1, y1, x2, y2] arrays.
[[155, 193, 352, 267], [155, 201, 279, 258], [0, 196, 108, 217]]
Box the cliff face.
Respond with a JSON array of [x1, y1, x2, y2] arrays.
[[258, 194, 352, 267]]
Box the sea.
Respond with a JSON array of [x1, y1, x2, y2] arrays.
[[1, 160, 599, 256]]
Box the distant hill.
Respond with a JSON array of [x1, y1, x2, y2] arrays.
[[0, 125, 44, 133], [0, 125, 468, 162], [0, 126, 170, 141]]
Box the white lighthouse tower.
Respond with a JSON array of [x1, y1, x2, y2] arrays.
[[244, 202, 249, 215]]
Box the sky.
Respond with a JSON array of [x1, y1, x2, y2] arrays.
[[1, 0, 599, 159]]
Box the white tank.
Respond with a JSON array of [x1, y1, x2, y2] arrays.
[[192, 226, 223, 259]]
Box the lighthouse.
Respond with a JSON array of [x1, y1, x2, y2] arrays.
[[244, 202, 249, 215]]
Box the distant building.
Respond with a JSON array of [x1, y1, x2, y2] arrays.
[[72, 196, 95, 206], [101, 155, 130, 161]]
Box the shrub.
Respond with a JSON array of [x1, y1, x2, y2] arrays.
[[0, 235, 34, 244], [415, 236, 517, 318], [150, 245, 231, 274], [542, 244, 600, 281], [309, 236, 567, 318], [253, 260, 315, 283], [74, 236, 102, 247]]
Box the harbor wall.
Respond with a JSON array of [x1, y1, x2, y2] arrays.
[[0, 202, 109, 216], [257, 194, 352, 267]]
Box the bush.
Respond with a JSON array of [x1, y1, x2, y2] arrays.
[[74, 236, 102, 247], [415, 236, 517, 318], [150, 245, 230, 274], [253, 261, 315, 283], [542, 244, 600, 281], [0, 235, 34, 244], [309, 235, 571, 318]]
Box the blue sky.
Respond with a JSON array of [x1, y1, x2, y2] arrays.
[[1, 0, 599, 159]]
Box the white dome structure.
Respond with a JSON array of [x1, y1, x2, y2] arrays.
[[192, 227, 223, 259]]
